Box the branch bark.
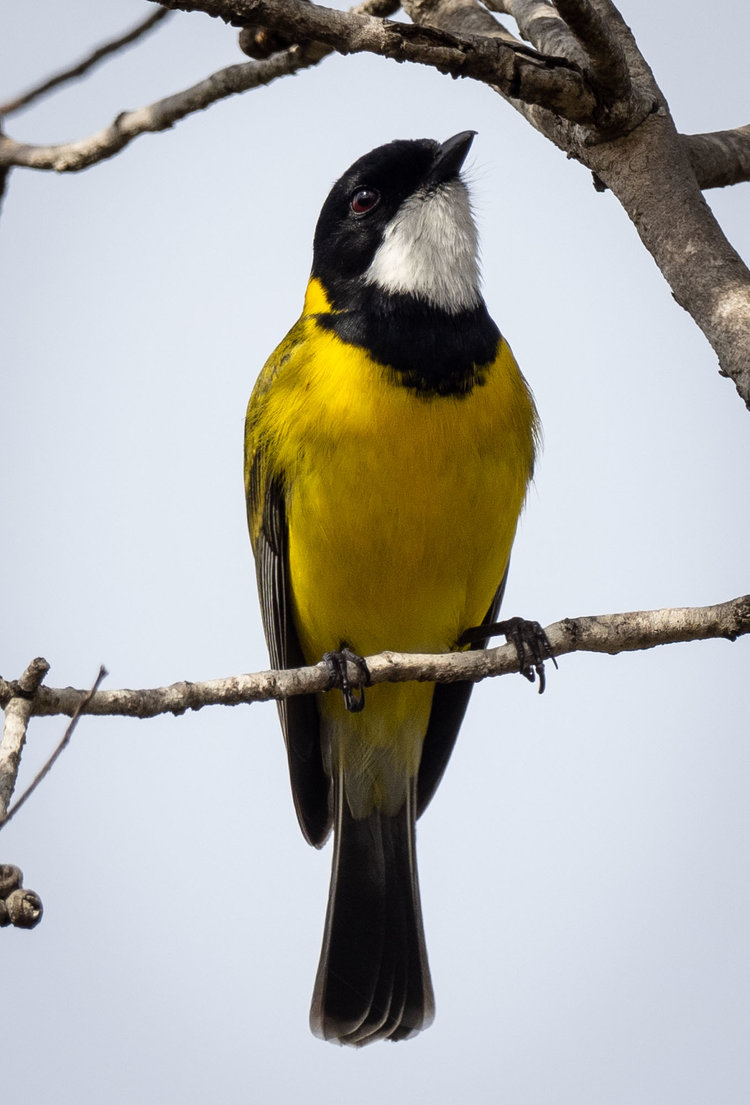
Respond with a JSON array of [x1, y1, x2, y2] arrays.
[[125, 1, 750, 408], [486, 0, 589, 66], [0, 667, 107, 830], [0, 0, 395, 174], [161, 0, 599, 121], [1, 598, 747, 721], [3, 1, 749, 196], [401, 0, 750, 407], [0, 48, 327, 173], [0, 658, 49, 819], [685, 124, 750, 190]]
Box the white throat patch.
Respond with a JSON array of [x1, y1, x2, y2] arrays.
[[364, 179, 481, 314]]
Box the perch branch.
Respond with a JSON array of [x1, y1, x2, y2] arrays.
[[1, 598, 746, 721]]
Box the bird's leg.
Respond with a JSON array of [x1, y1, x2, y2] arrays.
[[323, 646, 370, 713], [458, 617, 557, 694]]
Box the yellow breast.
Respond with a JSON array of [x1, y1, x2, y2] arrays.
[[257, 280, 538, 662]]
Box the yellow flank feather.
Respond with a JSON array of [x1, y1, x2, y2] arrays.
[[245, 278, 538, 816]]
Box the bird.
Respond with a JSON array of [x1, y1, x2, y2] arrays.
[[244, 131, 542, 1045]]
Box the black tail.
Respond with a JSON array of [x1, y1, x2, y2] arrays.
[[310, 776, 434, 1045]]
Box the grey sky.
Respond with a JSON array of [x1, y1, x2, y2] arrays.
[[2, 2, 749, 1103]]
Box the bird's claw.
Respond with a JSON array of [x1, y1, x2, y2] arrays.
[[323, 647, 370, 713], [459, 616, 556, 694]]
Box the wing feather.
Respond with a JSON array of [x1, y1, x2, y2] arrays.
[[245, 337, 331, 847], [416, 565, 510, 818]]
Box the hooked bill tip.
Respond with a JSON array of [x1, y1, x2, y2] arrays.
[[427, 131, 477, 185]]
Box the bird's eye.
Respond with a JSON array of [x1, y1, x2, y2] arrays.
[[350, 187, 380, 215]]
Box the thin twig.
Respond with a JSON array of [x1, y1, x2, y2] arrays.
[[0, 9, 172, 117], [0, 666, 107, 830]]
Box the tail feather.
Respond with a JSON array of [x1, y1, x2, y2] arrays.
[[310, 775, 435, 1045]]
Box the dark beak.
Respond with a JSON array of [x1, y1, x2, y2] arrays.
[[427, 131, 476, 185]]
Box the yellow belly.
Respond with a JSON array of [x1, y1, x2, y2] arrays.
[[284, 330, 535, 660]]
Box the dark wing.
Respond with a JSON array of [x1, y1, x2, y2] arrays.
[[245, 335, 332, 847], [416, 564, 509, 819]]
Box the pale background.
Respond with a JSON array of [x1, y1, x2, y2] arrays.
[[2, 2, 749, 1102]]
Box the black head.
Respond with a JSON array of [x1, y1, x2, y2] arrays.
[[311, 132, 478, 311]]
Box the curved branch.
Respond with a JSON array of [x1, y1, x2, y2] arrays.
[[162, 0, 598, 119], [8, 0, 748, 196], [409, 0, 750, 407], [0, 0, 399, 175], [3, 0, 750, 405], [407, 0, 517, 39], [588, 105, 750, 408], [485, 0, 589, 67], [0, 8, 173, 117], [553, 0, 629, 100], [0, 46, 328, 173], [1, 597, 746, 721]]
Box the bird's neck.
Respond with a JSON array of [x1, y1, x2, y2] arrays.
[[308, 281, 501, 398]]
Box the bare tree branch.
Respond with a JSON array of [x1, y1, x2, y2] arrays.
[[0, 0, 400, 174], [418, 0, 750, 190], [161, 0, 600, 119], [0, 667, 108, 831], [485, 0, 589, 66], [0, 47, 325, 173], [406, 0, 516, 39], [400, 0, 750, 407], [1, 598, 746, 722], [589, 111, 750, 409], [3, 0, 750, 404], [0, 658, 49, 819], [3, 0, 749, 195], [553, 0, 629, 99], [685, 124, 750, 190], [412, 0, 750, 189], [0, 8, 173, 117]]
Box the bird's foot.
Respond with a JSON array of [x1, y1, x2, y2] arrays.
[[323, 647, 370, 713], [459, 617, 557, 694]]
